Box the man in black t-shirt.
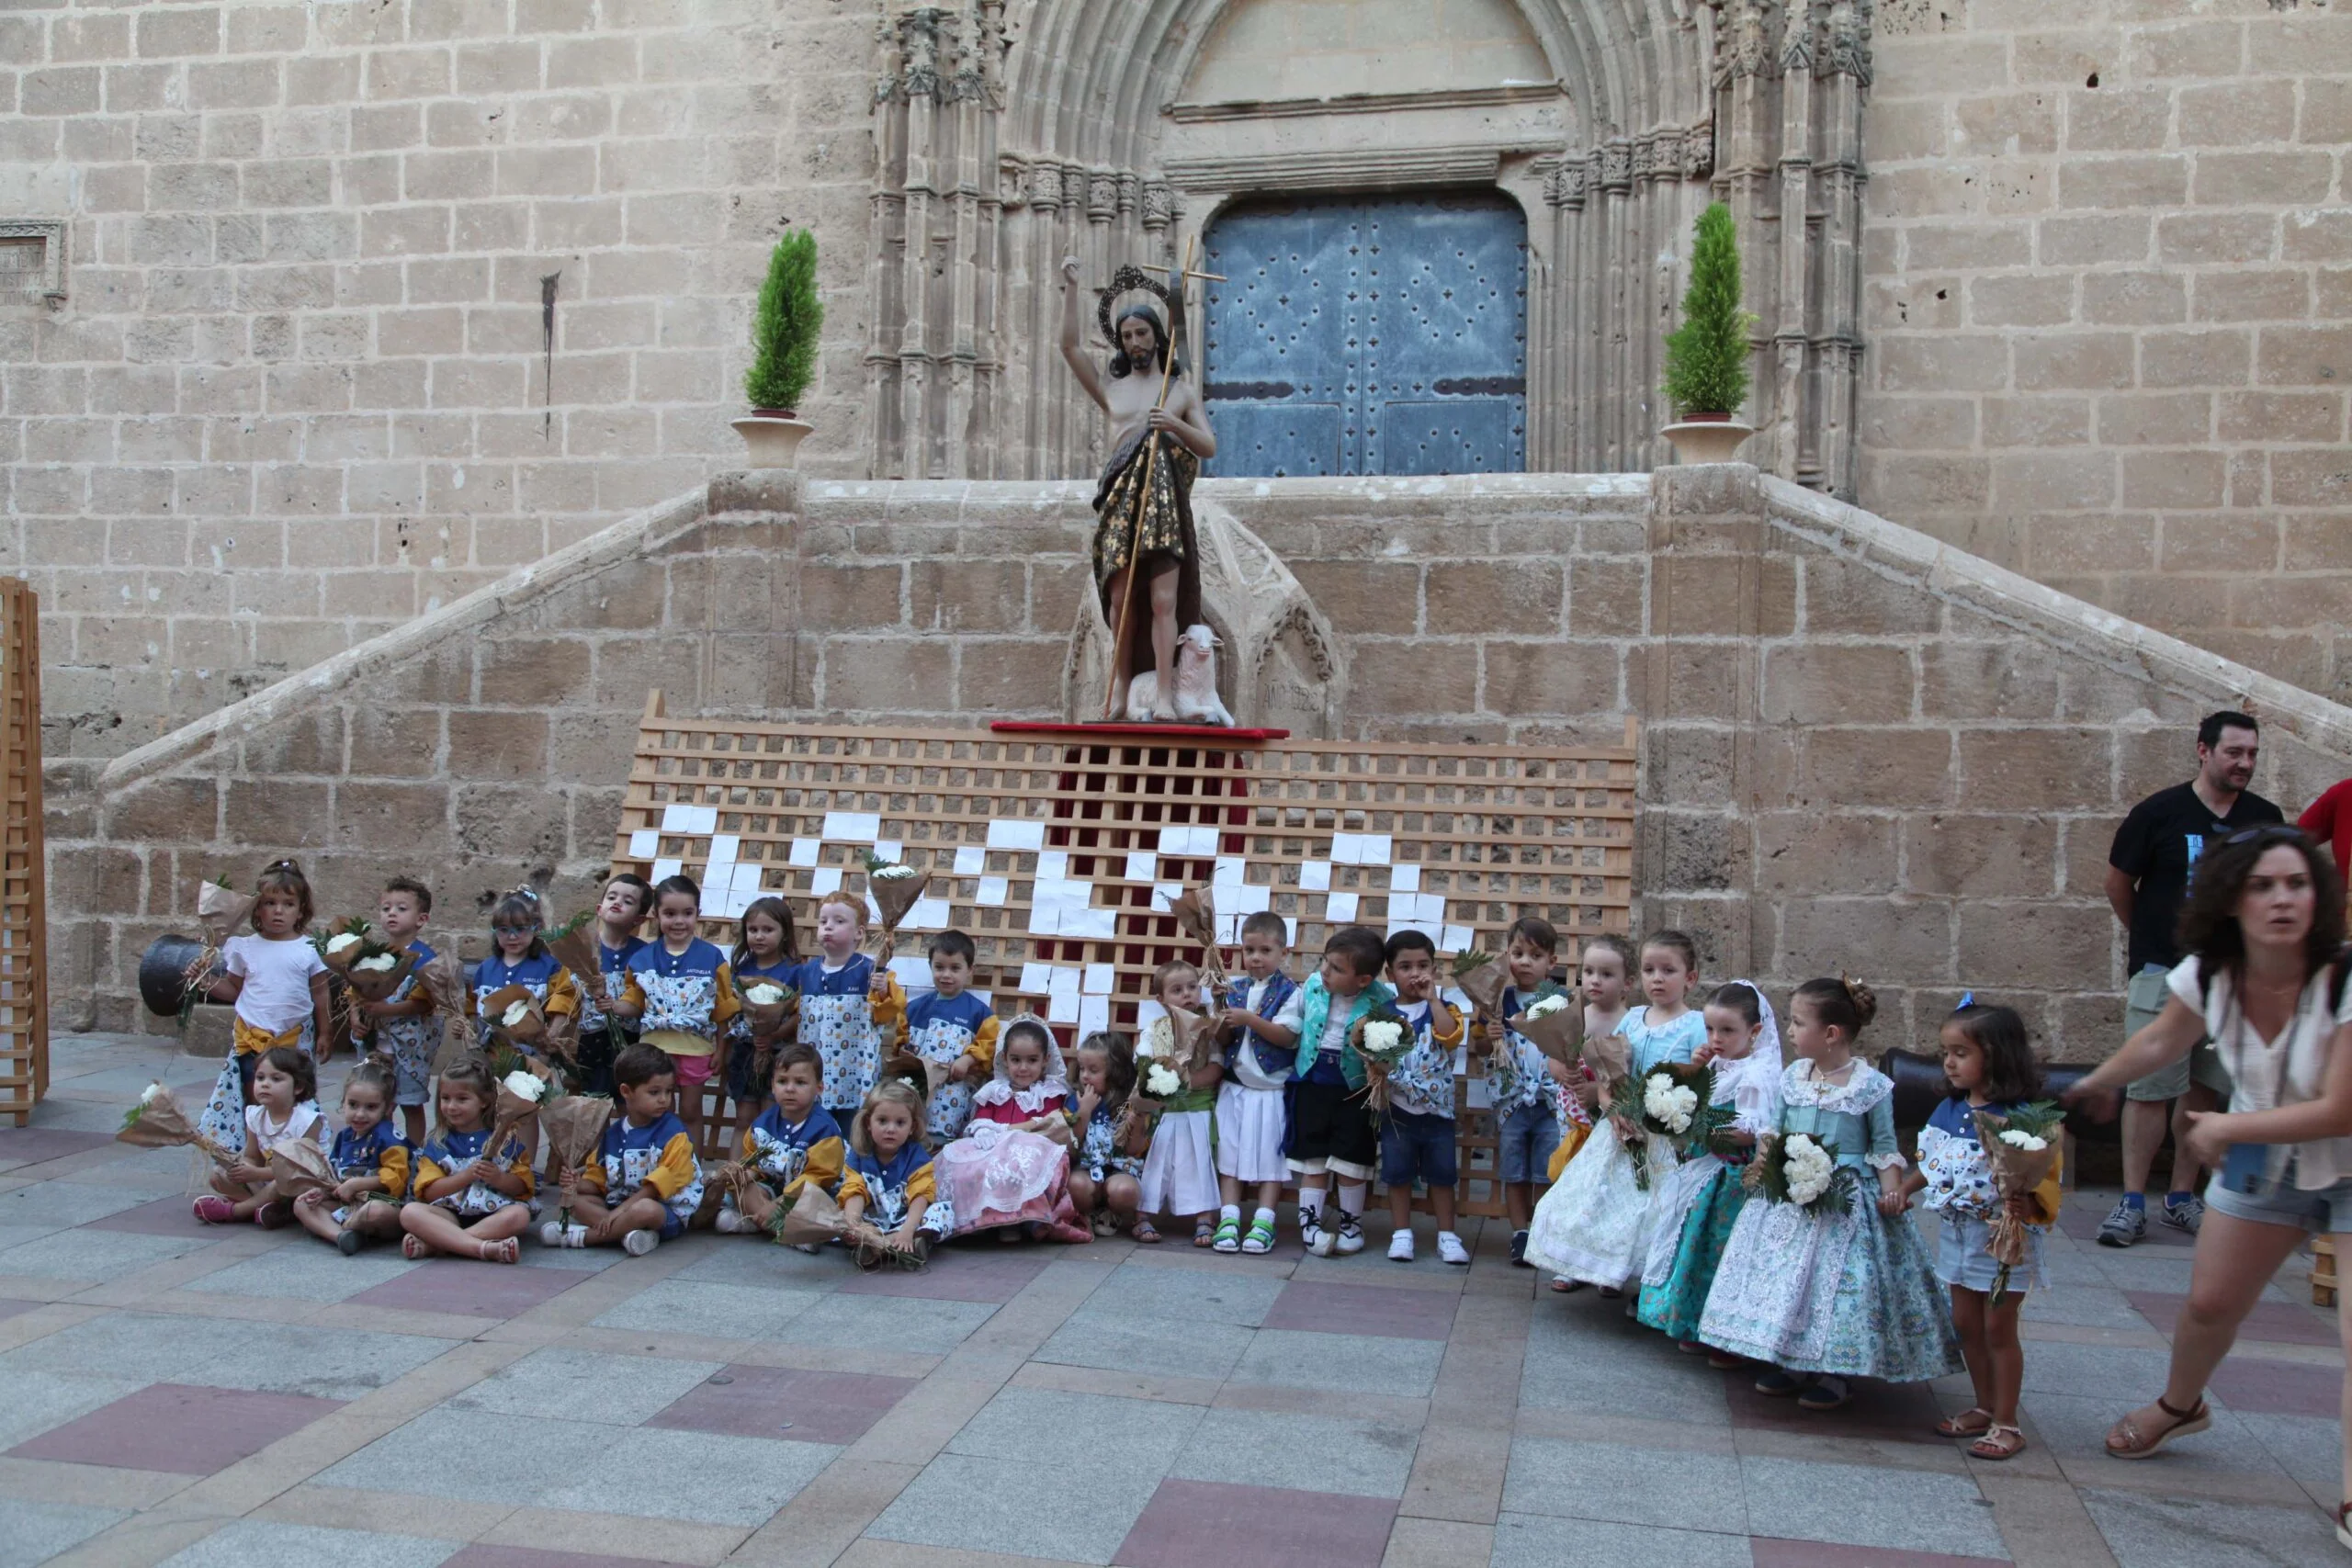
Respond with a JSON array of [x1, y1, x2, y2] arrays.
[[2098, 710, 2281, 1247]]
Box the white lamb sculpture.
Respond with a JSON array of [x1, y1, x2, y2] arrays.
[[1126, 622, 1235, 728]]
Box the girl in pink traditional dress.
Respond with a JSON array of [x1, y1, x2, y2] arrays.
[[933, 1016, 1091, 1243]]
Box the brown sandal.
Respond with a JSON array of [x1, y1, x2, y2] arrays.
[[1969, 1424, 2026, 1461], [1132, 1218, 1163, 1245], [2106, 1394, 2210, 1460], [477, 1237, 519, 1265], [1935, 1406, 1994, 1438]]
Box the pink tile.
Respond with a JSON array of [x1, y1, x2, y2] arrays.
[[442, 1550, 696, 1568], [1261, 1280, 1458, 1341], [6, 1382, 343, 1474], [2209, 1357, 2342, 1418], [644, 1363, 918, 1445], [2124, 1291, 2338, 1347], [837, 1247, 1050, 1303], [1750, 1540, 2007, 1567], [0, 1129, 117, 1167], [84, 1197, 217, 1236], [1115, 1479, 1395, 1568], [0, 1298, 35, 1324], [1721, 1368, 1944, 1446], [347, 1259, 581, 1319]]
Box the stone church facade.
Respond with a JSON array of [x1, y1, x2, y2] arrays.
[[3, 0, 2348, 751]]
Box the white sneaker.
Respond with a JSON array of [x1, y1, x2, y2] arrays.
[[1334, 1213, 1365, 1256], [1388, 1230, 1416, 1262], [1437, 1231, 1471, 1266], [622, 1228, 661, 1257], [1303, 1218, 1333, 1258], [714, 1209, 750, 1235], [537, 1220, 568, 1247]]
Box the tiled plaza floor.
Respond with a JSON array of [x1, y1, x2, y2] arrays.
[[0, 1034, 2343, 1566]]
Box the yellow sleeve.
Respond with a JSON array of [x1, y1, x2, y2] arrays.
[[965, 1015, 1001, 1070], [460, 982, 481, 1021], [504, 1146, 537, 1201], [576, 1151, 606, 1199], [618, 970, 647, 1014], [906, 1161, 936, 1209], [737, 1123, 758, 1163], [543, 965, 580, 1020], [836, 1167, 870, 1207], [644, 1132, 700, 1201], [712, 963, 741, 1030], [378, 1144, 412, 1201], [2029, 1142, 2064, 1226], [414, 1151, 447, 1193], [1430, 1004, 1465, 1048], [785, 1134, 845, 1200], [872, 974, 906, 1032]]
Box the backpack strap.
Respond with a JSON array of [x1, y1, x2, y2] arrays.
[[2329, 946, 2352, 1018]]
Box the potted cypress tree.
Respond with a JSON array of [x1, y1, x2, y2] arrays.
[[1661, 201, 1758, 465], [733, 228, 822, 468]]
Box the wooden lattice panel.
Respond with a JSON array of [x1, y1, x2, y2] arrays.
[[0, 580, 45, 1124], [614, 694, 1637, 1206]]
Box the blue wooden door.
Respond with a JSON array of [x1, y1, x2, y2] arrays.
[[1202, 192, 1526, 478]]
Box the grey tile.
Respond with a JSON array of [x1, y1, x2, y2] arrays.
[[185, 1245, 420, 1304], [1491, 1514, 1749, 1568], [0, 1496, 131, 1568], [154, 1520, 459, 1567], [2080, 1486, 2341, 1568], [866, 1451, 1160, 1565], [0, 1226, 218, 1281], [2018, 1288, 2154, 1330], [1034, 1307, 1255, 1380], [1229, 1329, 1445, 1397], [4, 1312, 460, 1402], [590, 1279, 828, 1340], [777, 1292, 998, 1354], [1521, 1311, 1727, 1425], [447, 1347, 724, 1426], [671, 1240, 846, 1290], [515, 1241, 628, 1273], [318, 1405, 836, 1527], [2014, 1338, 2180, 1397], [2023, 1393, 2290, 1485], [1172, 1405, 1419, 1500], [2080, 1252, 2201, 1295], [0, 1179, 159, 1229], [1504, 1436, 1745, 1531], [1740, 1455, 2007, 1559], [949, 1385, 1204, 1470], [0, 1367, 151, 1450], [1085, 1264, 1288, 1327], [2238, 1412, 2346, 1488]]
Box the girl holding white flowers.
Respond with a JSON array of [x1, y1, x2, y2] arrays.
[[1636, 980, 1783, 1349], [400, 1056, 535, 1264], [1525, 931, 1707, 1292], [723, 896, 801, 1136], [1135, 959, 1224, 1246], [1697, 978, 1961, 1410], [1903, 1002, 2062, 1461], [468, 888, 582, 1056]]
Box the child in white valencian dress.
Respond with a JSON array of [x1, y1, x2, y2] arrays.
[[1212, 911, 1299, 1255], [197, 860, 331, 1156], [1698, 977, 1962, 1411], [467, 887, 582, 1056], [350, 876, 440, 1145], [723, 895, 800, 1142], [899, 929, 1000, 1146], [551, 1043, 705, 1256], [717, 1043, 847, 1235], [1068, 1031, 1145, 1235], [1134, 959, 1223, 1246], [839, 1079, 954, 1264], [1903, 1002, 2063, 1461], [194, 1045, 324, 1226], [292, 1059, 411, 1254], [1526, 929, 1708, 1292], [612, 874, 738, 1151], [793, 890, 907, 1124], [1379, 930, 1470, 1265], [1635, 981, 1782, 1348], [399, 1056, 535, 1265]]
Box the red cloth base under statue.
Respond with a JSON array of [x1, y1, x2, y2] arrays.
[[989, 721, 1291, 741]]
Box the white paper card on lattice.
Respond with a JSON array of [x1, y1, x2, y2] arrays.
[[1233, 885, 1272, 914], [1390, 864, 1421, 892], [1359, 835, 1393, 866], [978, 876, 1009, 908], [1047, 991, 1080, 1024], [889, 956, 933, 990], [628, 829, 659, 857], [1283, 918, 1298, 943], [1019, 962, 1052, 994], [1300, 861, 1332, 892], [1442, 924, 1476, 953], [787, 840, 820, 867], [652, 857, 683, 882], [1038, 851, 1069, 882], [661, 804, 691, 830], [987, 818, 1046, 851], [1327, 892, 1360, 922], [954, 846, 986, 876], [1153, 882, 1183, 908], [810, 867, 842, 895], [1082, 964, 1114, 996], [1124, 852, 1155, 883], [875, 840, 901, 863], [708, 834, 740, 863], [1136, 998, 1167, 1032], [1213, 856, 1246, 889], [1329, 833, 1361, 865], [1080, 996, 1111, 1034], [907, 897, 951, 930], [822, 811, 880, 841]]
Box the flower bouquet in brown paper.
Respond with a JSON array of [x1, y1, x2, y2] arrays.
[[119, 1082, 241, 1171], [540, 1092, 614, 1232], [775, 1179, 852, 1247], [483, 1055, 552, 1168], [852, 1223, 932, 1271], [880, 1048, 949, 1103], [1581, 1025, 1653, 1189], [1451, 946, 1510, 1025], [1973, 1101, 2064, 1308], [1166, 886, 1227, 988], [739, 978, 801, 1079], [419, 950, 483, 1073], [1511, 987, 1584, 1067], [541, 909, 599, 991], [861, 851, 931, 964], [178, 875, 254, 1027], [481, 983, 551, 1055], [266, 1136, 338, 1202]]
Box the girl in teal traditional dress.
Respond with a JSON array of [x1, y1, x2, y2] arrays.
[[1636, 980, 1782, 1351]]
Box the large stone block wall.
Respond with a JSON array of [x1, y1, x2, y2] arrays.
[[0, 0, 874, 761], [1858, 0, 2352, 701], [48, 466, 2352, 1067]]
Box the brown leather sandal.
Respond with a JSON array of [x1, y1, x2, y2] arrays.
[[2106, 1394, 2210, 1459]]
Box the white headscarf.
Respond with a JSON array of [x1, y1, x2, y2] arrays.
[[971, 1014, 1071, 1114], [1708, 980, 1784, 1136]]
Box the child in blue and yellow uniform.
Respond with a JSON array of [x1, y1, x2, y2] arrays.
[[351, 876, 442, 1145], [795, 890, 906, 1122], [839, 1078, 950, 1266], [613, 874, 739, 1151], [293, 1059, 411, 1255], [717, 1042, 846, 1235], [723, 895, 800, 1142], [551, 1043, 705, 1256], [900, 929, 998, 1145], [467, 887, 582, 1055], [575, 872, 652, 1098], [400, 1056, 534, 1264]]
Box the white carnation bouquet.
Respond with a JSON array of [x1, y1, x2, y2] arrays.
[[1745, 1129, 1854, 1214], [1350, 1005, 1417, 1117], [1973, 1101, 2064, 1306]]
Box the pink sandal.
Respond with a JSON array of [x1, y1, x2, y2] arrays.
[[192, 1196, 237, 1225]]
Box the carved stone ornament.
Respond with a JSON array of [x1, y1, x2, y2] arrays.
[[1822, 0, 1872, 84], [1680, 123, 1715, 179], [1781, 1, 1815, 73], [1087, 170, 1119, 222], [1600, 139, 1633, 191], [1140, 178, 1174, 229], [999, 154, 1029, 209], [1029, 158, 1063, 211], [1062, 163, 1090, 211], [1714, 0, 1775, 85]]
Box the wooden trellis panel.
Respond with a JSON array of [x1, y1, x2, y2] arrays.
[[614, 693, 1636, 1208], [0, 581, 45, 1124]]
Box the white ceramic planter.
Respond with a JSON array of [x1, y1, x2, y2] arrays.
[[1662, 416, 1756, 465], [732, 414, 813, 468]]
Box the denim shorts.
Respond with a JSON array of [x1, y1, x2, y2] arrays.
[[1934, 1211, 2046, 1293], [1498, 1100, 1561, 1185], [1381, 1109, 1458, 1190], [2206, 1171, 2352, 1235]]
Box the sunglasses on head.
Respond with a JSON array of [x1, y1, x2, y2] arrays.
[[2224, 826, 2306, 849]]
